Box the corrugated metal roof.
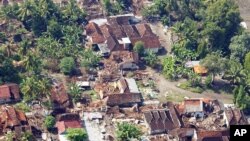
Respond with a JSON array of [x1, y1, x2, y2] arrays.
[[125, 78, 140, 93]]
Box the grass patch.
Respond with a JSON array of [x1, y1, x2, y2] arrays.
[[14, 102, 31, 112], [84, 90, 99, 101], [178, 82, 204, 93], [158, 93, 185, 103]]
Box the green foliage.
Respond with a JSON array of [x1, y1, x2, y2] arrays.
[[205, 75, 213, 88], [20, 131, 36, 141], [244, 52, 250, 72], [162, 56, 179, 80], [61, 0, 87, 24], [31, 14, 47, 36], [23, 52, 42, 74], [44, 115, 56, 129], [66, 128, 88, 141], [68, 83, 82, 103], [188, 71, 201, 87], [133, 41, 145, 56], [0, 58, 20, 83], [233, 85, 250, 110], [80, 49, 100, 69], [14, 102, 31, 112], [116, 122, 141, 141], [47, 19, 63, 39], [59, 57, 75, 75], [20, 76, 51, 102], [224, 60, 246, 85], [144, 51, 158, 67], [102, 0, 126, 15], [200, 53, 228, 76], [6, 132, 14, 141], [229, 32, 250, 62]]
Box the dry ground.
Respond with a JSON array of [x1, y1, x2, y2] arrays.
[[146, 68, 233, 104], [235, 0, 250, 31]]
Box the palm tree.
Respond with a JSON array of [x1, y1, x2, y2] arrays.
[[18, 0, 35, 21], [23, 52, 42, 74], [223, 60, 246, 85], [18, 39, 32, 56], [38, 77, 52, 100], [20, 76, 39, 102]]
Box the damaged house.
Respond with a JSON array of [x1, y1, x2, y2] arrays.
[[51, 83, 70, 111], [104, 93, 142, 107], [0, 83, 20, 104], [0, 106, 32, 140], [56, 113, 83, 141], [183, 99, 205, 118], [110, 51, 139, 70], [223, 107, 248, 127]]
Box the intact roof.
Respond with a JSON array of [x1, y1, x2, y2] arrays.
[[131, 36, 161, 49], [86, 22, 105, 44], [0, 85, 11, 99], [144, 109, 180, 134], [122, 25, 140, 38], [99, 24, 112, 38], [98, 43, 110, 53], [86, 22, 102, 35], [122, 37, 131, 44], [184, 99, 203, 113], [56, 120, 82, 134], [57, 113, 80, 121], [6, 83, 20, 100], [106, 36, 119, 51], [109, 25, 126, 39], [194, 65, 208, 74], [105, 93, 142, 106], [135, 24, 154, 37], [125, 78, 140, 93], [185, 61, 200, 68]]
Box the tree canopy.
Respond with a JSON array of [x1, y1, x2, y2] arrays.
[[66, 128, 88, 141], [116, 122, 141, 141]]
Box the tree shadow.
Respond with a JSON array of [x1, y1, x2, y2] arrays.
[[209, 79, 233, 94], [157, 47, 167, 56]]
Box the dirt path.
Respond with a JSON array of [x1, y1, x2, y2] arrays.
[[235, 0, 250, 32], [147, 68, 233, 104], [150, 22, 172, 54]]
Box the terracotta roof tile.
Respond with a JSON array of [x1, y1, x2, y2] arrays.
[[0, 85, 11, 99], [86, 22, 105, 44], [135, 24, 154, 37], [122, 25, 140, 38], [197, 130, 229, 141], [6, 83, 20, 100], [144, 109, 180, 135], [1, 106, 27, 127], [51, 83, 70, 108], [56, 120, 82, 134], [131, 36, 161, 49]]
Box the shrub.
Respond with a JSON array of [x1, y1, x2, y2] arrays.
[[44, 116, 56, 129], [59, 57, 75, 75]]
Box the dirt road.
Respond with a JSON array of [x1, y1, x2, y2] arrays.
[[148, 68, 233, 104]]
